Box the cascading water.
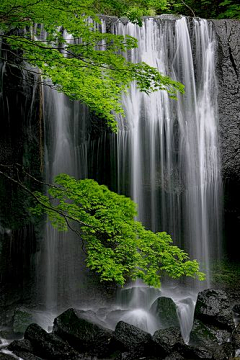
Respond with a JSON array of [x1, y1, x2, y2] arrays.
[[36, 16, 222, 341], [113, 16, 222, 276], [107, 16, 223, 340]]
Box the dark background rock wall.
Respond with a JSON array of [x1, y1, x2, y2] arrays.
[[213, 19, 240, 259], [0, 50, 43, 324]]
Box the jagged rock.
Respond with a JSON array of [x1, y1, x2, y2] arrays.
[[212, 19, 240, 181], [194, 289, 234, 330], [150, 297, 180, 329], [212, 342, 234, 360], [189, 319, 219, 347], [8, 339, 45, 359], [24, 323, 81, 359], [232, 323, 240, 349], [232, 304, 240, 326], [53, 308, 113, 357], [152, 326, 185, 356], [163, 351, 184, 360], [8, 339, 34, 353], [112, 321, 153, 356], [189, 320, 234, 359], [0, 353, 18, 360], [187, 345, 214, 359], [13, 308, 34, 334]]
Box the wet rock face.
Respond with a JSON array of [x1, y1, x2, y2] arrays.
[[53, 308, 113, 357], [194, 289, 234, 331], [211, 19, 240, 259], [112, 320, 153, 356], [213, 19, 240, 181], [24, 323, 81, 360], [152, 326, 185, 356], [150, 297, 180, 329]]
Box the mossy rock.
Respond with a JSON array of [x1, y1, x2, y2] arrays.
[[13, 308, 34, 334]]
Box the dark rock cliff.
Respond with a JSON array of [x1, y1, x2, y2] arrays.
[[0, 48, 43, 320], [213, 19, 240, 258]]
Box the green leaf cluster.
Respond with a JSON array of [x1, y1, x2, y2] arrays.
[[32, 174, 205, 287], [0, 0, 184, 132]]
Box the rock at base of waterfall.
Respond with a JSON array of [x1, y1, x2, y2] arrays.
[[0, 353, 21, 360], [150, 296, 180, 329], [12, 307, 34, 334], [8, 338, 44, 360], [194, 289, 234, 330], [163, 351, 185, 360], [188, 342, 234, 360], [24, 323, 81, 359], [189, 318, 231, 347], [152, 326, 185, 356], [232, 323, 240, 348], [189, 319, 219, 347], [112, 320, 153, 356], [53, 308, 113, 357]]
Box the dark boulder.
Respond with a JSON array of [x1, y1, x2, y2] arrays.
[[13, 307, 34, 334], [53, 308, 113, 357], [232, 323, 240, 349], [211, 342, 234, 360], [232, 304, 240, 325], [194, 289, 234, 330], [8, 339, 34, 353], [186, 342, 234, 360], [0, 354, 19, 360], [186, 345, 213, 359], [150, 297, 180, 329], [163, 351, 185, 360], [24, 323, 81, 359], [112, 321, 153, 356], [189, 319, 219, 347], [8, 339, 44, 359], [152, 326, 185, 356]]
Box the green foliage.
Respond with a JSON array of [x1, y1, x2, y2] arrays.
[[31, 174, 205, 287], [0, 0, 184, 132]]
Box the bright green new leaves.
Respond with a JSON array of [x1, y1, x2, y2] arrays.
[[0, 0, 184, 131], [31, 174, 205, 287]]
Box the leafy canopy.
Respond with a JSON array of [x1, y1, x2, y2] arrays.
[[0, 0, 184, 131], [31, 174, 205, 287]]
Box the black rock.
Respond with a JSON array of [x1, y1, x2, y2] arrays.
[[194, 289, 234, 330], [113, 321, 153, 356], [152, 326, 185, 356], [24, 323, 81, 359], [150, 297, 180, 329], [186, 345, 213, 359], [8, 339, 45, 359], [13, 308, 34, 334], [232, 323, 240, 348], [188, 325, 234, 360], [0, 354, 18, 360], [53, 308, 113, 357], [8, 339, 34, 353], [163, 351, 185, 360], [189, 319, 218, 347], [211, 342, 234, 360]]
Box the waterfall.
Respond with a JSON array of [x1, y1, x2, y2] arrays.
[[113, 16, 222, 280], [107, 16, 222, 339], [38, 16, 222, 339]]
